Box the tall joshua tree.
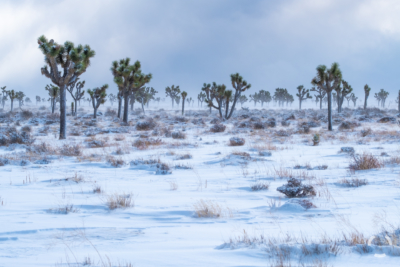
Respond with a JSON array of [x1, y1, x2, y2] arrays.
[[37, 35, 95, 139], [198, 92, 206, 107], [88, 84, 108, 119], [67, 79, 85, 116], [16, 91, 25, 108], [249, 92, 260, 106], [310, 86, 326, 110], [8, 90, 17, 112], [376, 89, 389, 108], [363, 84, 371, 110], [46, 84, 60, 114], [181, 91, 187, 115], [1, 86, 8, 109], [259, 90, 271, 107], [296, 85, 312, 110], [136, 87, 158, 114], [311, 63, 342, 131], [111, 58, 152, 123], [165, 85, 181, 108]]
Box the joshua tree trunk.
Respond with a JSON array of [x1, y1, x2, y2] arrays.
[[10, 100, 13, 112], [130, 101, 134, 111], [117, 97, 122, 118], [74, 100, 78, 116], [299, 100, 302, 110], [52, 98, 55, 114], [123, 93, 129, 123], [327, 91, 332, 131], [172, 98, 174, 108], [319, 98, 322, 110], [59, 85, 67, 139], [182, 100, 185, 115], [141, 99, 145, 114], [93, 107, 97, 119]]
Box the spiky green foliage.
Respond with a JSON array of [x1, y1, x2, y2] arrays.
[[87, 84, 108, 119], [165, 85, 181, 108], [296, 85, 312, 110], [364, 84, 371, 109], [37, 35, 95, 139], [311, 62, 342, 131], [110, 58, 152, 122]]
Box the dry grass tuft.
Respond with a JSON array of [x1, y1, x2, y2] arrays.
[[105, 193, 134, 210], [251, 181, 270, 191], [349, 152, 384, 171], [338, 178, 368, 187], [193, 199, 233, 218]]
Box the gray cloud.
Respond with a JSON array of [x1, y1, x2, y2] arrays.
[[0, 0, 399, 104]]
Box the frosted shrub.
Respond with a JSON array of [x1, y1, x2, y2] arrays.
[[229, 137, 245, 146], [277, 178, 316, 198]]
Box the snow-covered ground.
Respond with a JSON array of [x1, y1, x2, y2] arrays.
[[1, 104, 400, 267]]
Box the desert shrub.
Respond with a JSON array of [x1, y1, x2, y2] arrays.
[[251, 181, 270, 191], [21, 125, 32, 132], [106, 156, 125, 167], [60, 144, 82, 156], [266, 118, 276, 128], [20, 110, 34, 120], [114, 134, 126, 141], [296, 199, 316, 209], [229, 137, 245, 146], [176, 153, 192, 160], [276, 178, 316, 198], [68, 127, 81, 136], [48, 204, 78, 214], [253, 122, 265, 129], [210, 124, 226, 133], [360, 128, 371, 137], [132, 138, 163, 149], [27, 142, 55, 154], [1, 130, 36, 146], [156, 162, 171, 174], [105, 108, 117, 117], [349, 152, 383, 171], [210, 118, 222, 124], [339, 121, 360, 130], [338, 178, 368, 187], [171, 131, 186, 139], [136, 119, 157, 131], [105, 193, 134, 210], [231, 151, 251, 160]]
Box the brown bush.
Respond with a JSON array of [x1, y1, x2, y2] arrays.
[[349, 152, 383, 171]]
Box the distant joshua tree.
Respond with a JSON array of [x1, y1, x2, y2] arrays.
[[239, 95, 248, 107], [67, 79, 85, 116], [181, 91, 187, 115], [334, 80, 352, 113], [25, 97, 32, 105], [16, 91, 25, 108], [165, 85, 181, 108], [350, 93, 358, 107], [296, 85, 312, 110], [36, 96, 41, 105], [136, 87, 158, 114], [197, 92, 206, 107], [37, 35, 95, 139], [363, 84, 371, 109], [1, 86, 8, 109], [8, 90, 17, 112], [45, 84, 60, 114], [375, 89, 389, 108], [87, 84, 108, 119], [249, 92, 261, 106], [310, 86, 326, 110], [111, 58, 152, 123], [258, 90, 271, 107], [311, 62, 342, 131], [108, 93, 117, 106], [202, 73, 251, 120]]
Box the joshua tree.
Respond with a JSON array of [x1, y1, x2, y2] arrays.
[[37, 35, 95, 139], [239, 95, 248, 107], [375, 89, 389, 108], [136, 87, 158, 114], [273, 88, 290, 107], [67, 79, 85, 116], [45, 84, 60, 114], [310, 86, 326, 110], [249, 92, 260, 106], [363, 84, 371, 109], [175, 95, 181, 106], [16, 91, 25, 108], [296, 85, 312, 110], [314, 95, 319, 107], [203, 73, 250, 120], [334, 80, 352, 113], [345, 95, 352, 106], [25, 97, 31, 105], [8, 90, 17, 112], [350, 93, 358, 107], [198, 92, 206, 107], [108, 93, 117, 106], [87, 84, 108, 119], [154, 97, 161, 106], [111, 58, 152, 123], [117, 91, 123, 118], [1, 86, 8, 109], [165, 85, 181, 108], [311, 62, 342, 131], [186, 97, 192, 108], [36, 96, 41, 105], [181, 91, 187, 115], [259, 90, 271, 106]]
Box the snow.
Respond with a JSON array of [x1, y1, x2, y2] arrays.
[[1, 104, 400, 266]]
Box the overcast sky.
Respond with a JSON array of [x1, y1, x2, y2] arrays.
[[1, 0, 400, 102]]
